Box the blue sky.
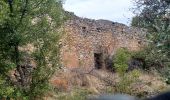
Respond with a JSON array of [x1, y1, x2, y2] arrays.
[[63, 0, 135, 26]]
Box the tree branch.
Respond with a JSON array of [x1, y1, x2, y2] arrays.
[[8, 0, 13, 13], [17, 0, 29, 27]]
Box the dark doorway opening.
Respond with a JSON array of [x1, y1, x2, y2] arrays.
[[94, 53, 103, 69]]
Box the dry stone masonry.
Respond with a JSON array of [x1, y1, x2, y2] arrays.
[[60, 13, 147, 71]]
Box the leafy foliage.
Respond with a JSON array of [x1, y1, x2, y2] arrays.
[[114, 69, 140, 95], [0, 76, 14, 97], [134, 0, 169, 65], [132, 0, 170, 83], [113, 48, 131, 75], [0, 0, 65, 99], [132, 46, 169, 69], [132, 0, 170, 60], [113, 48, 141, 95]]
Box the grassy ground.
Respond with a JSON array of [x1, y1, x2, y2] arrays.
[[46, 69, 169, 100]]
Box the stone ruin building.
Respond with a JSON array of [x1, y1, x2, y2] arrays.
[[60, 13, 147, 71]]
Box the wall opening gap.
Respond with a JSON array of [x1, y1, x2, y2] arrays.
[[94, 53, 103, 69]]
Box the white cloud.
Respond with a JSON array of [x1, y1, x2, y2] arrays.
[[63, 0, 135, 25]]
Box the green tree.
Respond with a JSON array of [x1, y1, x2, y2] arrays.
[[0, 0, 65, 99], [132, 0, 170, 68]]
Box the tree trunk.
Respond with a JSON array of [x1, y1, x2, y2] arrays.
[[14, 44, 25, 87]]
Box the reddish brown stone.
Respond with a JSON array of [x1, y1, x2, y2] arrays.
[[60, 14, 147, 70]]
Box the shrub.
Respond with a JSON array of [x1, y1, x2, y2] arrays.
[[132, 46, 169, 70], [114, 69, 141, 95], [113, 48, 131, 76], [0, 76, 14, 97], [113, 49, 142, 95], [132, 46, 170, 84]]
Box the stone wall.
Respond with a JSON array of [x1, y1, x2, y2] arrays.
[[60, 14, 147, 70]]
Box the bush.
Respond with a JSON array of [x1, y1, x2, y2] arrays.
[[132, 46, 169, 70], [0, 76, 14, 97], [114, 69, 140, 95], [113, 48, 142, 95], [113, 48, 131, 75], [132, 46, 170, 86]]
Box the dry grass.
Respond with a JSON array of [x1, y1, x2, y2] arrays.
[[47, 68, 168, 99]]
